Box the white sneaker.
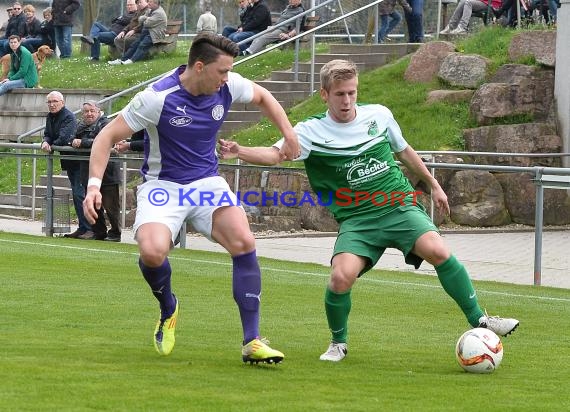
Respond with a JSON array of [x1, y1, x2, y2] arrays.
[[450, 27, 467, 34], [122, 59, 133, 65], [439, 25, 451, 34], [319, 342, 347, 362], [108, 59, 122, 65], [478, 311, 519, 336]]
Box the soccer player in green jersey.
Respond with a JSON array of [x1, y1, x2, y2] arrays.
[[218, 59, 519, 362]]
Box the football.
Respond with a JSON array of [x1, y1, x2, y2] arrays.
[[455, 328, 503, 373]]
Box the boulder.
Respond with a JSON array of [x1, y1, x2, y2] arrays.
[[470, 65, 555, 125], [438, 53, 491, 89], [508, 30, 556, 67], [447, 170, 511, 226], [426, 89, 475, 104], [463, 123, 562, 167], [404, 41, 456, 83]]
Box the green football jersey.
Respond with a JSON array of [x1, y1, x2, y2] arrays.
[[277, 104, 418, 222]]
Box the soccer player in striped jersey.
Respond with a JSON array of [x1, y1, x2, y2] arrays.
[[219, 59, 519, 362]]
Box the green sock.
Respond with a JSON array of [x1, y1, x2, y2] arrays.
[[435, 255, 484, 327], [324, 287, 351, 343]]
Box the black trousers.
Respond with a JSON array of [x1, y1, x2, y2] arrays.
[[92, 184, 121, 238]]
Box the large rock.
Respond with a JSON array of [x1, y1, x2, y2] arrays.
[[438, 53, 491, 89], [496, 173, 570, 225], [404, 41, 456, 83], [470, 65, 555, 125], [426, 89, 475, 104], [463, 123, 562, 167], [508, 30, 556, 67], [447, 170, 511, 227]]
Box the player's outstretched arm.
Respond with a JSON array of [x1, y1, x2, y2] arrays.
[[249, 83, 300, 160], [218, 139, 283, 165]]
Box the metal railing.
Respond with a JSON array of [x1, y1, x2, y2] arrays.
[[2, 141, 569, 286]]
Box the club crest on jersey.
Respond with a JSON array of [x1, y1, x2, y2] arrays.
[[212, 104, 224, 121], [367, 120, 379, 137], [170, 115, 193, 127]]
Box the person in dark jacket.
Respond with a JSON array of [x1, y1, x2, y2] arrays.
[[51, 0, 80, 58], [72, 100, 122, 241], [0, 2, 26, 57], [41, 91, 94, 239], [227, 0, 271, 52], [22, 6, 54, 51], [80, 0, 138, 61]]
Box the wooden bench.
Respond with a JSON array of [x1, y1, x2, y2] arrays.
[[149, 20, 182, 56]]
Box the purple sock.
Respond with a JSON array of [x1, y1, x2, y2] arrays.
[[139, 257, 176, 321], [232, 250, 261, 344]]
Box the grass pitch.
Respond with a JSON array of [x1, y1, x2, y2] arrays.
[[1, 232, 569, 411]]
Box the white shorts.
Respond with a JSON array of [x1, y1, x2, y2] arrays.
[[133, 176, 241, 243]]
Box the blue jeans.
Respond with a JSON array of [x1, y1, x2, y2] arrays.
[[123, 29, 153, 62], [378, 11, 402, 42], [54, 25, 73, 57], [0, 78, 26, 96], [88, 22, 118, 59], [21, 37, 45, 52], [66, 166, 91, 233], [404, 0, 424, 42], [228, 30, 257, 51]]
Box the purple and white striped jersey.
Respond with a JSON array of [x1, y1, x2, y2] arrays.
[[121, 65, 254, 185]]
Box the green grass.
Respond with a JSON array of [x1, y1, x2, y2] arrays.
[[1, 232, 569, 411]]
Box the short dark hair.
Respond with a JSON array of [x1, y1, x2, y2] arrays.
[[188, 33, 239, 66], [8, 34, 21, 41]]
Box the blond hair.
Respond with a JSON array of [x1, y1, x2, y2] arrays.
[[319, 59, 358, 92]]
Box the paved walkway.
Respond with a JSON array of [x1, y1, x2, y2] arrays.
[[1, 217, 568, 289]]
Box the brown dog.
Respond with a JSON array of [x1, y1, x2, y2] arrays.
[[0, 45, 53, 85], [32, 45, 53, 87], [0, 53, 10, 81]]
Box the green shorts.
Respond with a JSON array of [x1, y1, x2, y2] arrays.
[[333, 203, 439, 276]]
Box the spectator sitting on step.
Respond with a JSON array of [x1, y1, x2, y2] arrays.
[[224, 0, 271, 52], [72, 101, 122, 242], [0, 2, 26, 57], [0, 35, 38, 96], [241, 0, 304, 56], [222, 0, 251, 40], [40, 91, 94, 240], [113, 0, 149, 57], [22, 7, 54, 52], [0, 6, 14, 39], [108, 0, 167, 65], [439, 0, 501, 35], [80, 0, 138, 62], [196, 3, 217, 34], [378, 0, 412, 43], [19, 4, 41, 52]]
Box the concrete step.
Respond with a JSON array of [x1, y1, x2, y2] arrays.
[[255, 80, 313, 93], [0, 204, 41, 218], [296, 61, 366, 74], [225, 110, 264, 122], [39, 174, 71, 188], [314, 53, 390, 68], [0, 88, 116, 112], [329, 43, 420, 56], [271, 70, 321, 84], [21, 185, 72, 197]]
